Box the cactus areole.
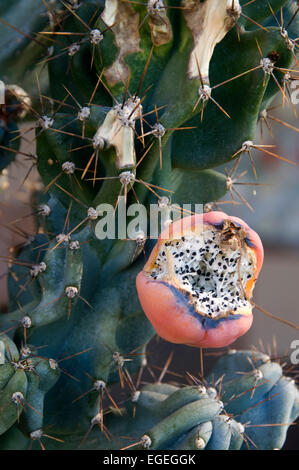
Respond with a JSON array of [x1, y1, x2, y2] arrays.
[[136, 212, 264, 347]]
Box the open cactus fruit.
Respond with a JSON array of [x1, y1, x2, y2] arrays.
[[136, 212, 264, 348], [0, 0, 299, 452]]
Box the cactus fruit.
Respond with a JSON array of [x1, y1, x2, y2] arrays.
[[0, 0, 298, 451], [136, 211, 264, 348]]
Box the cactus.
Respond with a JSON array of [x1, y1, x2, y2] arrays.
[[119, 349, 299, 451], [0, 0, 298, 450]]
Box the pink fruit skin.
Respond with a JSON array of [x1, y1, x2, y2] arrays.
[[136, 212, 263, 348]]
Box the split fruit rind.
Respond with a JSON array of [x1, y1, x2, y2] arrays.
[[136, 212, 263, 348]]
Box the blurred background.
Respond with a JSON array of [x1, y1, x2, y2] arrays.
[[0, 91, 298, 448]]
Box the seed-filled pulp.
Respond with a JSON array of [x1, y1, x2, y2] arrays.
[[148, 226, 256, 319]]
